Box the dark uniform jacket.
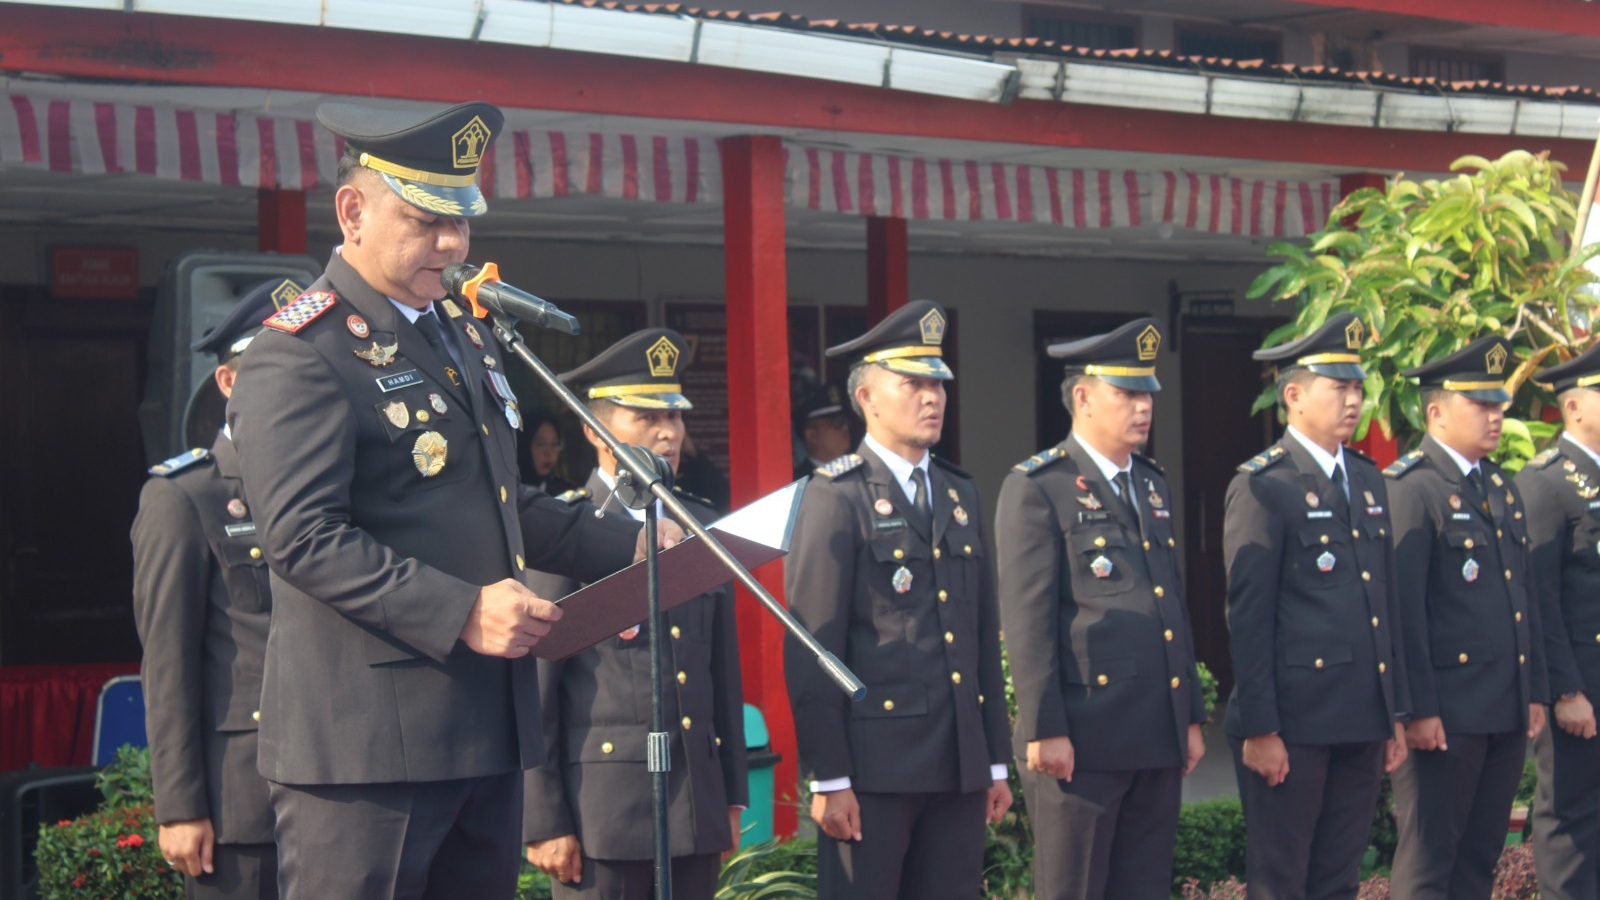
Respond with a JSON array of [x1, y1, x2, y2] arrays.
[[131, 433, 274, 844], [1223, 437, 1409, 744], [522, 471, 748, 860], [995, 438, 1205, 772], [1386, 435, 1547, 734], [1516, 440, 1600, 704], [782, 444, 1011, 795], [228, 251, 639, 786]]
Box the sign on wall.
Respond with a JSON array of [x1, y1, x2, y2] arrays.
[[51, 247, 139, 300]]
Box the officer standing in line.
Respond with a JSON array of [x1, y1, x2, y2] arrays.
[[523, 328, 747, 900], [1222, 313, 1410, 900], [131, 276, 304, 900], [1386, 335, 1548, 900], [793, 382, 853, 480], [782, 300, 1012, 900], [227, 101, 659, 898], [1516, 344, 1600, 900], [996, 317, 1206, 900]]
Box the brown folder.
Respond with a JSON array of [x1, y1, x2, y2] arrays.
[[533, 478, 807, 660]]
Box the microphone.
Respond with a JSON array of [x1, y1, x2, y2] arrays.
[[440, 262, 581, 335]]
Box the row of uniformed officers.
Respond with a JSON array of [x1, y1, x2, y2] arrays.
[[129, 98, 1600, 900]]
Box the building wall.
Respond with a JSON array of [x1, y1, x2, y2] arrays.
[[0, 222, 1275, 544]]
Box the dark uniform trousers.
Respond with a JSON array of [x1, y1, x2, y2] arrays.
[[1387, 436, 1547, 900], [1519, 442, 1600, 900], [523, 473, 748, 900], [995, 440, 1205, 900], [228, 252, 639, 900], [131, 433, 278, 900], [1222, 438, 1409, 900], [782, 445, 1011, 900]]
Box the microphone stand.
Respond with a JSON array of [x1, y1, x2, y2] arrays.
[[482, 313, 866, 899]]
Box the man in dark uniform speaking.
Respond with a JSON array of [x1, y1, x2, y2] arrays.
[[782, 300, 1012, 900], [1519, 343, 1600, 900], [132, 276, 302, 900], [523, 328, 748, 900], [1386, 336, 1547, 900], [996, 317, 1207, 900], [1223, 313, 1409, 900], [227, 101, 660, 899]]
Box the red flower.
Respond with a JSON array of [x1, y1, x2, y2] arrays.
[[124, 833, 144, 848], [87, 847, 101, 856], [56, 819, 72, 827], [71, 876, 85, 888]]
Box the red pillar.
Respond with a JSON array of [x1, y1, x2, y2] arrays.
[[1339, 172, 1400, 467], [257, 188, 307, 254], [721, 135, 798, 837], [866, 216, 909, 326]]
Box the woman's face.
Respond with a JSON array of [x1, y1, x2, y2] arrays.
[[530, 421, 563, 477]]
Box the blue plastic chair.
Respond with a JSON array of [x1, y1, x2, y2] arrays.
[[91, 675, 147, 765]]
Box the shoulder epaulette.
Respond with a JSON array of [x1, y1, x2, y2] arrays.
[[815, 454, 864, 479], [1344, 445, 1374, 466], [931, 455, 971, 480], [1132, 451, 1165, 476], [671, 485, 715, 508], [262, 290, 337, 334], [1527, 445, 1564, 470], [1012, 446, 1067, 475], [149, 447, 211, 477], [555, 487, 590, 505], [1383, 449, 1426, 478], [1236, 445, 1288, 475]]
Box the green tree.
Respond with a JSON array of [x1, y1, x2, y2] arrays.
[[1247, 150, 1600, 470]]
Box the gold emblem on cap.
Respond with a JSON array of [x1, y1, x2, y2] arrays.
[[270, 280, 301, 310], [1485, 343, 1508, 375], [383, 401, 410, 429], [647, 336, 680, 377], [1136, 324, 1161, 361], [919, 309, 947, 345], [412, 431, 448, 477], [452, 116, 491, 169], [1344, 318, 1365, 350]]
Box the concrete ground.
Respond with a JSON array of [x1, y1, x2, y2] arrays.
[[1182, 722, 1241, 804]]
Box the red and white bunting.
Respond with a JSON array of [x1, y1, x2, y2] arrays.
[[1, 90, 1336, 238]]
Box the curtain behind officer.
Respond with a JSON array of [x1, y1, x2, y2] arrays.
[[227, 101, 654, 899], [1386, 336, 1548, 900], [132, 276, 302, 900], [1223, 313, 1409, 900], [996, 318, 1206, 900], [1515, 345, 1600, 900], [523, 328, 747, 900], [782, 300, 1012, 900]]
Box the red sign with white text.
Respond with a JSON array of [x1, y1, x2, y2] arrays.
[[50, 247, 139, 299]]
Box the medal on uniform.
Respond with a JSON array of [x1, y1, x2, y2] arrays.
[[891, 566, 913, 594], [429, 393, 448, 415], [1363, 490, 1376, 507], [463, 322, 484, 349], [1490, 473, 1504, 487], [1305, 492, 1319, 509], [953, 506, 969, 526], [1316, 550, 1336, 573], [1462, 558, 1480, 582], [383, 400, 410, 429], [1582, 485, 1599, 500], [483, 355, 496, 370], [1076, 475, 1091, 492], [1077, 493, 1103, 511], [445, 366, 460, 385], [441, 299, 464, 319], [354, 341, 400, 367], [1505, 490, 1514, 505], [346, 314, 370, 339], [1147, 487, 1164, 509], [1448, 494, 1462, 511], [411, 431, 448, 477], [948, 488, 960, 502], [1090, 555, 1114, 579], [226, 498, 248, 519], [1565, 459, 1578, 473], [874, 498, 894, 516], [415, 410, 431, 423], [505, 400, 522, 431]]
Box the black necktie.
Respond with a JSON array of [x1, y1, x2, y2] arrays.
[[1467, 468, 1490, 516], [910, 468, 931, 528], [1114, 471, 1139, 523], [1332, 463, 1351, 515], [414, 311, 459, 372]]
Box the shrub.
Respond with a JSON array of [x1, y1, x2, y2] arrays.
[[717, 836, 817, 899], [1368, 775, 1399, 871], [1172, 795, 1248, 894], [35, 746, 179, 900]]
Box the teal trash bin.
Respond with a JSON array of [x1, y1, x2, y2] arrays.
[[743, 704, 781, 844]]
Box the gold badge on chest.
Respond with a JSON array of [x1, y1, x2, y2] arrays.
[[383, 401, 410, 429], [354, 341, 400, 367], [412, 431, 448, 477]]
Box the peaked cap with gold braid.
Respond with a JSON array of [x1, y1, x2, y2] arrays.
[[317, 101, 502, 218], [1253, 312, 1369, 382], [1047, 316, 1164, 392], [559, 328, 694, 411], [825, 299, 953, 380]]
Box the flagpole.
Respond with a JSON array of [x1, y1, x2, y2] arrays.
[[1573, 118, 1600, 254]]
